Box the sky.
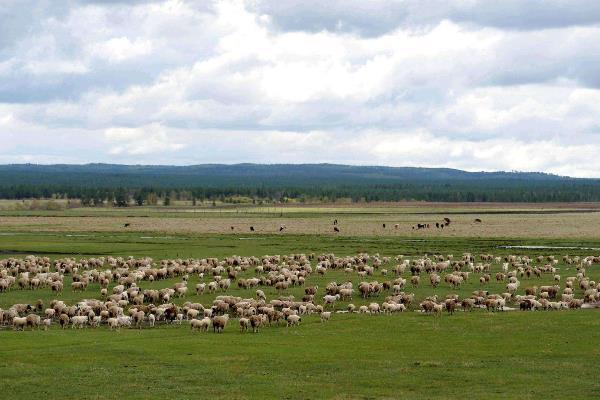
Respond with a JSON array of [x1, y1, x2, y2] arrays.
[[1, 0, 600, 177]]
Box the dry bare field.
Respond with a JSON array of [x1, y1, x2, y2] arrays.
[[1, 206, 600, 238]]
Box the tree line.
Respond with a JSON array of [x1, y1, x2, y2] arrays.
[[2, 181, 600, 205]]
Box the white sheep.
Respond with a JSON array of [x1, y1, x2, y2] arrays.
[[71, 315, 88, 329], [323, 294, 340, 308], [286, 314, 301, 327]]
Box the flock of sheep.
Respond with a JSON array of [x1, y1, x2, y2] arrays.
[[0, 251, 598, 333]]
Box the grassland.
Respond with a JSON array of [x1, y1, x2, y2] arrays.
[[1, 203, 600, 399], [1, 202, 600, 238]]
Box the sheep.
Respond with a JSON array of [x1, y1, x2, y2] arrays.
[[239, 317, 250, 333], [320, 311, 332, 322], [286, 314, 301, 327], [59, 314, 69, 329], [148, 314, 155, 327], [444, 299, 457, 315], [45, 308, 56, 319], [339, 288, 353, 300], [42, 318, 52, 330], [383, 302, 406, 314], [132, 310, 145, 329], [107, 317, 119, 330], [506, 282, 519, 295], [26, 314, 41, 330], [196, 283, 206, 295], [212, 314, 229, 333], [410, 276, 420, 288], [90, 316, 102, 328], [12, 316, 27, 331], [323, 294, 340, 309], [249, 314, 266, 332], [190, 317, 210, 332], [71, 315, 88, 329], [368, 302, 380, 314]]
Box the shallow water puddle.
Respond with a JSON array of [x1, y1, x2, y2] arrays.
[[498, 245, 600, 250]]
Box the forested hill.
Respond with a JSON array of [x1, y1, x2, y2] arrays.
[[0, 163, 599, 203], [0, 163, 573, 185]]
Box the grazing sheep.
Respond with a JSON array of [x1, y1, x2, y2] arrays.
[[286, 314, 301, 327], [239, 317, 250, 333], [42, 318, 52, 330], [320, 311, 332, 322], [71, 315, 88, 329], [411, 276, 420, 288], [45, 308, 56, 319], [59, 314, 69, 329], [26, 314, 41, 330], [107, 317, 120, 330], [368, 303, 380, 314], [196, 283, 206, 295], [12, 316, 27, 331], [323, 294, 340, 309], [250, 314, 266, 333], [90, 316, 101, 328], [212, 314, 229, 333]]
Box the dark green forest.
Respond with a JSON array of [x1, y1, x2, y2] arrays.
[[0, 163, 599, 204]]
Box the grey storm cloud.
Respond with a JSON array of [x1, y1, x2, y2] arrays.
[[0, 0, 600, 177]]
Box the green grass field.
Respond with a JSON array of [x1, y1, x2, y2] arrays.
[[1, 205, 600, 399]]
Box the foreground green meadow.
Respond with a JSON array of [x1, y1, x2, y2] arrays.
[[1, 206, 600, 399], [3, 311, 599, 399]]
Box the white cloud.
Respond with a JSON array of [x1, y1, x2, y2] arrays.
[[88, 37, 153, 63], [0, 0, 599, 176], [105, 124, 185, 155]]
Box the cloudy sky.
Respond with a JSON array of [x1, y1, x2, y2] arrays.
[[1, 0, 600, 176]]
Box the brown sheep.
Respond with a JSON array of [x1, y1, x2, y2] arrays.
[[212, 314, 229, 333]]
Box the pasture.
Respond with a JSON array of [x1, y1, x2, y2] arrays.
[[1, 204, 600, 399]]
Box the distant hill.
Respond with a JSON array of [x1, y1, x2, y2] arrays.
[[0, 163, 598, 203], [0, 163, 576, 186]]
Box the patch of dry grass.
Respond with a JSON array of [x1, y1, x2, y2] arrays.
[[1, 210, 600, 238]]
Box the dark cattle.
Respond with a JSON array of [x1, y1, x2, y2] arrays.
[[333, 219, 338, 225], [230, 226, 234, 230], [124, 223, 130, 228], [382, 223, 386, 228], [474, 218, 482, 223], [250, 226, 255, 232], [334, 226, 340, 233]]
